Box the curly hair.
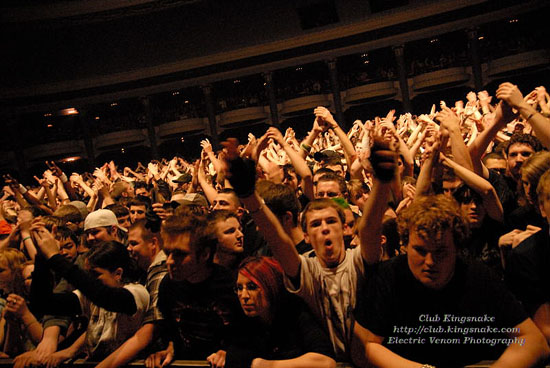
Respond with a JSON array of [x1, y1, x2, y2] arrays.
[[0, 248, 27, 296], [397, 195, 469, 249]]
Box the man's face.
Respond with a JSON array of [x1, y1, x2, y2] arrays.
[[58, 237, 78, 262], [214, 217, 244, 255], [460, 200, 486, 229], [315, 181, 342, 199], [351, 191, 369, 209], [282, 170, 299, 191], [163, 233, 205, 282], [303, 207, 345, 268], [343, 208, 355, 248], [212, 193, 239, 213], [442, 179, 462, 197], [117, 214, 131, 230], [135, 188, 150, 197], [85, 226, 115, 246], [485, 158, 507, 175], [407, 229, 456, 290], [127, 227, 155, 270], [507, 143, 535, 179], [130, 205, 147, 223]]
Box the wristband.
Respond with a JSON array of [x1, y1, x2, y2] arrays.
[[22, 236, 31, 242], [19, 184, 28, 194], [300, 143, 312, 153], [60, 173, 68, 183], [525, 112, 536, 121]]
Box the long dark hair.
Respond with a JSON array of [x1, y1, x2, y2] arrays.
[[87, 241, 140, 283]]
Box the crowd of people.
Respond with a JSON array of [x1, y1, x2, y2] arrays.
[[0, 81, 549, 368]]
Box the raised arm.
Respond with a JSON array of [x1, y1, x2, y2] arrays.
[[435, 106, 473, 171], [315, 106, 357, 173], [439, 153, 504, 222], [497, 82, 550, 149], [266, 127, 314, 200], [222, 138, 301, 278], [468, 101, 516, 178], [357, 138, 397, 265]]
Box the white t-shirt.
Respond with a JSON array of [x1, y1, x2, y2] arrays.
[[284, 247, 365, 360], [74, 283, 150, 359]]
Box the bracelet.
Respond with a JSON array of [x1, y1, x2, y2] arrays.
[[248, 200, 265, 215], [300, 143, 312, 153], [19, 184, 28, 194], [22, 236, 31, 242]]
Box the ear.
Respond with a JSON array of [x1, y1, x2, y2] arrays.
[[303, 231, 311, 244], [380, 235, 387, 246], [540, 202, 548, 220], [150, 236, 161, 253], [114, 267, 124, 282], [281, 211, 293, 227], [237, 206, 246, 218]]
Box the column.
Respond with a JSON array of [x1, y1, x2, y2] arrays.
[[393, 45, 412, 112], [467, 28, 483, 91], [327, 59, 346, 129], [140, 96, 159, 160], [202, 85, 219, 149], [263, 71, 280, 128], [78, 109, 97, 170], [6, 117, 27, 180]]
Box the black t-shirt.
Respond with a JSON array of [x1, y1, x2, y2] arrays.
[[225, 295, 334, 368], [505, 225, 550, 316], [354, 255, 527, 368], [459, 218, 505, 278], [488, 169, 519, 218], [157, 264, 242, 359], [507, 204, 546, 232]]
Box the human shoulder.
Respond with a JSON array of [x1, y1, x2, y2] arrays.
[[124, 283, 150, 310]]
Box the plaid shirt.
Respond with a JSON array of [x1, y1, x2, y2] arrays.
[[143, 250, 168, 324]]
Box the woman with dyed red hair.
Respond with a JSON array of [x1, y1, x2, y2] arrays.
[[207, 256, 335, 368]]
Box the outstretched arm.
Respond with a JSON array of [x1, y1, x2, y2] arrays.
[[222, 138, 301, 279], [357, 138, 397, 265], [351, 322, 423, 368], [497, 82, 550, 149], [265, 127, 314, 200], [492, 318, 549, 368], [440, 153, 503, 222]]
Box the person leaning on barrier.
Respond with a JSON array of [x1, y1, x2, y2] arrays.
[[351, 194, 549, 368], [221, 136, 396, 361]]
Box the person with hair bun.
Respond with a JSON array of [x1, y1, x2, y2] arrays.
[[207, 256, 335, 368]]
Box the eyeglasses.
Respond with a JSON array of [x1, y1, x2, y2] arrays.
[[234, 282, 259, 294]]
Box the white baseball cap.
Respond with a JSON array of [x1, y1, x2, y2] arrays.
[[84, 209, 127, 232]]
